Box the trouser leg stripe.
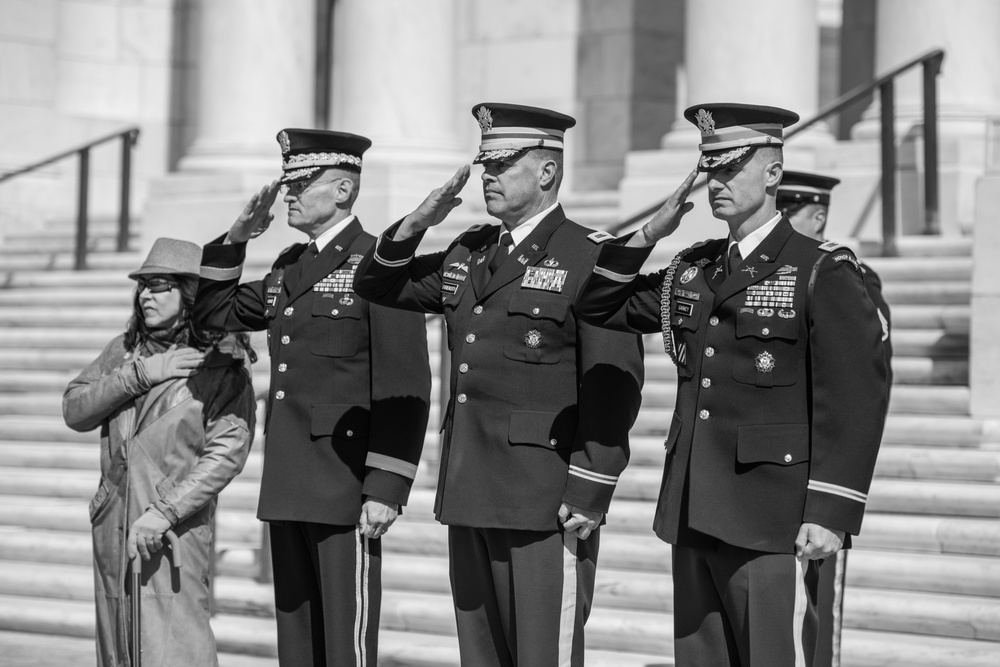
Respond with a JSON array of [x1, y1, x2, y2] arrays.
[[792, 557, 809, 667], [353, 529, 369, 667], [558, 532, 578, 667]]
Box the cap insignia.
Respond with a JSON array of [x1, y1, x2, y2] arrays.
[[476, 106, 494, 133], [278, 131, 291, 155], [695, 109, 715, 135]]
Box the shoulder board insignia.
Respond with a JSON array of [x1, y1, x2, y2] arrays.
[[818, 240, 847, 253], [588, 230, 615, 244]]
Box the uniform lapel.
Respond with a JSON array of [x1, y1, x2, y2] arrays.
[[286, 219, 364, 303], [470, 228, 500, 299], [713, 218, 794, 305], [481, 206, 566, 300]]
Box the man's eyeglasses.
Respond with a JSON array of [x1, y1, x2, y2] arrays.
[[137, 277, 179, 293], [279, 177, 344, 196]]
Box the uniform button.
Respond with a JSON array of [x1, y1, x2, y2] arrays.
[[784, 454, 793, 463], [457, 393, 467, 404], [281, 335, 290, 345], [277, 363, 288, 372], [702, 378, 711, 388], [346, 430, 354, 437], [466, 333, 476, 344], [533, 307, 540, 315], [705, 347, 715, 358], [283, 307, 294, 316], [709, 316, 719, 326], [550, 438, 558, 446], [473, 305, 483, 314], [699, 409, 710, 420], [331, 309, 339, 316], [762, 327, 770, 335], [459, 363, 469, 373], [275, 390, 285, 400]]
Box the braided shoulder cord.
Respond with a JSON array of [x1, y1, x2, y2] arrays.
[[659, 245, 695, 365]]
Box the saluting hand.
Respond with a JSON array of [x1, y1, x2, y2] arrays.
[[628, 167, 699, 248], [397, 165, 471, 240], [558, 503, 603, 541], [358, 497, 399, 540], [227, 180, 281, 244], [141, 344, 206, 385], [794, 522, 846, 561]]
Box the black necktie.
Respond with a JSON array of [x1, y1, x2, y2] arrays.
[[289, 241, 318, 287], [488, 233, 513, 276], [728, 244, 742, 275]]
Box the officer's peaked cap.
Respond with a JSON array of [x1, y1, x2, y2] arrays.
[[471, 103, 576, 164], [276, 129, 372, 184], [777, 170, 841, 207], [683, 103, 799, 173]]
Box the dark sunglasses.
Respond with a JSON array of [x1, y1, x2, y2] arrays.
[[137, 277, 179, 293]]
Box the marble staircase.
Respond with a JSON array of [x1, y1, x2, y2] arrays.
[[0, 213, 998, 665]]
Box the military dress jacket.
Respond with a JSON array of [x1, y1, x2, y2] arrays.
[[195, 219, 431, 526], [354, 206, 644, 532], [861, 262, 893, 393], [579, 218, 888, 553]]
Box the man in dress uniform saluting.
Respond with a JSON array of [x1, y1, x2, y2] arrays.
[[353, 103, 644, 667], [578, 103, 889, 666], [194, 130, 431, 667], [778, 170, 893, 667]]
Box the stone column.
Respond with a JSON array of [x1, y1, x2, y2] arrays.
[[330, 0, 465, 247], [179, 0, 314, 172], [663, 0, 831, 148], [143, 0, 315, 256]]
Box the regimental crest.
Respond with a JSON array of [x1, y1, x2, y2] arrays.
[[278, 131, 291, 155], [695, 109, 715, 135], [755, 351, 776, 373], [476, 106, 494, 133], [679, 267, 698, 284], [525, 329, 542, 349]]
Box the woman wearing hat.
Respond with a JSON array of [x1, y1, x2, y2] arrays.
[[63, 238, 257, 667]]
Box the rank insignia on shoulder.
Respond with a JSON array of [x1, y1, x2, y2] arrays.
[[521, 266, 568, 293], [588, 230, 615, 244], [679, 267, 698, 284], [818, 240, 846, 253], [348, 254, 363, 264], [543, 257, 559, 268]]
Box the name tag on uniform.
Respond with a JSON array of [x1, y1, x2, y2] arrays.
[[442, 282, 459, 294], [675, 300, 695, 317], [521, 266, 567, 293], [314, 268, 355, 293]]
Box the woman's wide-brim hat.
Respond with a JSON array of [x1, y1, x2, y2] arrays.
[[128, 238, 202, 280]]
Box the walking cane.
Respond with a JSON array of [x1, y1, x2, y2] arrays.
[[129, 529, 182, 667]]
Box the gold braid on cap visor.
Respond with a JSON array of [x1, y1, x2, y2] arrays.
[[699, 146, 754, 171]]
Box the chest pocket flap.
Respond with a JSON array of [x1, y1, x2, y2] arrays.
[[504, 291, 572, 364], [508, 290, 570, 323], [311, 296, 364, 357]]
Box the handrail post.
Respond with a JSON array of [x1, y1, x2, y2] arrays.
[[922, 55, 942, 235], [879, 80, 897, 257], [75, 148, 91, 270], [118, 130, 135, 252]]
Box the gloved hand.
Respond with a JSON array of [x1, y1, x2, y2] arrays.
[[140, 345, 206, 385], [127, 507, 173, 561]]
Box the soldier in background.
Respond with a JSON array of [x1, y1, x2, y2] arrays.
[[354, 103, 644, 667], [778, 170, 894, 667], [195, 130, 431, 667], [578, 103, 889, 666]]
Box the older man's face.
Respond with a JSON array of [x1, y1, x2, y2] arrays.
[[705, 151, 771, 223], [480, 153, 546, 226]]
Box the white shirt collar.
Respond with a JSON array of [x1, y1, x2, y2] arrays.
[[729, 213, 782, 260], [313, 215, 356, 252], [500, 203, 560, 252]]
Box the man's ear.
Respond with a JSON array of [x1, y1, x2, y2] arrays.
[[764, 160, 783, 189], [335, 177, 355, 204], [538, 158, 558, 189], [813, 207, 828, 236]]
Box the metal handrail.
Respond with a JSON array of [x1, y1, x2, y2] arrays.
[[0, 126, 140, 270], [608, 49, 945, 256]]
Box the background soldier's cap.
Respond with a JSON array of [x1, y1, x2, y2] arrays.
[[683, 103, 799, 173], [777, 170, 841, 207], [128, 238, 201, 280], [276, 129, 372, 184], [471, 103, 576, 164]]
